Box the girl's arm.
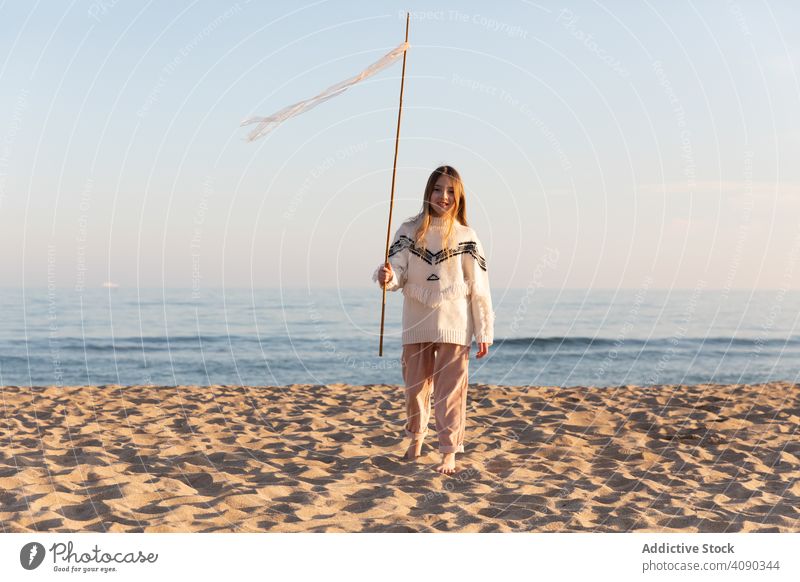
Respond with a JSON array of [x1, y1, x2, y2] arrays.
[[464, 233, 495, 345], [372, 226, 410, 291]]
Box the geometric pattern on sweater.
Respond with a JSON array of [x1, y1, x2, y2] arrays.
[[372, 219, 495, 345], [388, 235, 487, 271]]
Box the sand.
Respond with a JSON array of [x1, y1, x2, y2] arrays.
[[0, 382, 797, 532]]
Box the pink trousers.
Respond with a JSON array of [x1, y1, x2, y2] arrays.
[[401, 342, 470, 454]]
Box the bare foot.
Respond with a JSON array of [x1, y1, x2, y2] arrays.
[[435, 452, 456, 475], [403, 440, 423, 460]]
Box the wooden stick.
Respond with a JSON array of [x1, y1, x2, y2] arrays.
[[379, 12, 410, 357]]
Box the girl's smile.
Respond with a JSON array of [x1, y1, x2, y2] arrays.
[[430, 174, 455, 217]]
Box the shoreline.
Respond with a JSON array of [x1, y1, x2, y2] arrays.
[[1, 382, 797, 532]]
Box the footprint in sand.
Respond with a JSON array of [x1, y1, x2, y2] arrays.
[[59, 501, 107, 522], [371, 455, 419, 476]]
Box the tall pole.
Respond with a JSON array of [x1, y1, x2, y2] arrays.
[[379, 12, 410, 357]]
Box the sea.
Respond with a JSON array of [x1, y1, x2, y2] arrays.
[[1, 287, 798, 388]]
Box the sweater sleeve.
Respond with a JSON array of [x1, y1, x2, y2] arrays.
[[371, 224, 410, 292], [464, 232, 495, 345]]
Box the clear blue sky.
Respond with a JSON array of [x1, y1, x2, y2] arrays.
[[1, 0, 798, 290]]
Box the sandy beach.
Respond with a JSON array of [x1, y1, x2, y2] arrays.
[[1, 381, 797, 532]]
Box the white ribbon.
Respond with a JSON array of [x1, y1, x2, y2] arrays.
[[241, 41, 409, 142]]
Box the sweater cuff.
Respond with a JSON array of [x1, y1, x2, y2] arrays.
[[471, 293, 495, 345], [372, 264, 400, 291]]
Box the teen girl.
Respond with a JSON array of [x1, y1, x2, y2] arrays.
[[372, 165, 495, 475]]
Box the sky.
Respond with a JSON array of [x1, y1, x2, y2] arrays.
[[0, 0, 799, 290]]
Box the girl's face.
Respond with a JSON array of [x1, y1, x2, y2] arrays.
[[430, 174, 456, 217]]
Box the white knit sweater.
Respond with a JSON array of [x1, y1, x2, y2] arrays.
[[372, 214, 495, 346]]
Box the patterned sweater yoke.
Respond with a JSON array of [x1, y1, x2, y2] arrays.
[[372, 214, 495, 346]]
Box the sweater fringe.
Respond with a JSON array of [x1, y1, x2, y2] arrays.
[[402, 280, 471, 308]]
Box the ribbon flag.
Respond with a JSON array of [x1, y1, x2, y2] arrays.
[[243, 13, 411, 356], [240, 40, 410, 142]]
